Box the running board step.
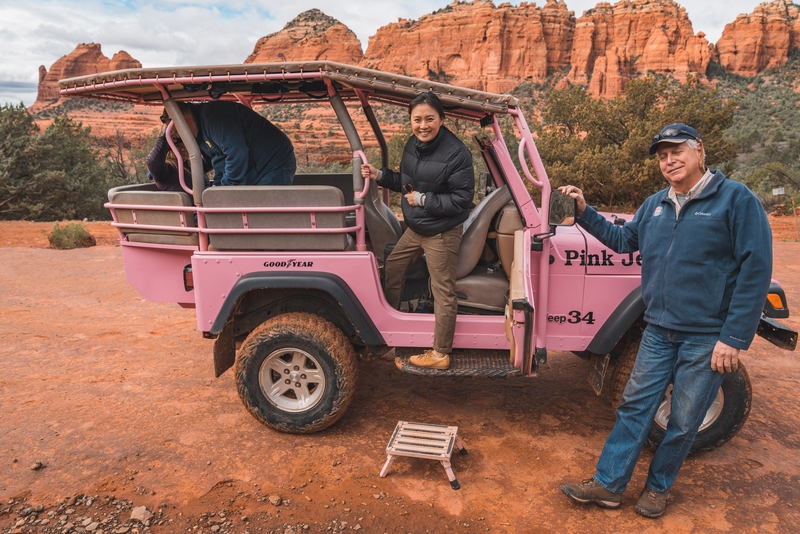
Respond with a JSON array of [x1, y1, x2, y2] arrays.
[[394, 349, 520, 378]]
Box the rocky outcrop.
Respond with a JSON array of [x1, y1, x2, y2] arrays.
[[361, 0, 718, 96], [568, 0, 713, 98], [717, 0, 800, 76], [245, 9, 363, 64], [35, 43, 140, 104], [362, 0, 576, 93]]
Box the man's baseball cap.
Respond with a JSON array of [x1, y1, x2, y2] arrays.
[[649, 123, 701, 155]]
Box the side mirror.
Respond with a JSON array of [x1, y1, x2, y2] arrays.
[[549, 190, 577, 227]]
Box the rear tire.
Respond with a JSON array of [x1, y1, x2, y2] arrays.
[[235, 312, 358, 434], [610, 338, 752, 454]]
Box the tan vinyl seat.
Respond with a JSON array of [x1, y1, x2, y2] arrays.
[[452, 186, 514, 313], [455, 185, 512, 280], [202, 185, 351, 251], [108, 183, 198, 246], [494, 203, 524, 278]]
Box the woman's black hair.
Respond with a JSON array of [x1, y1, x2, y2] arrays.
[[409, 91, 445, 119]]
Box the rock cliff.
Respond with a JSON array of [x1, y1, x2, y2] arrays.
[[362, 0, 575, 93], [567, 0, 713, 98], [35, 43, 140, 104], [717, 0, 800, 76], [245, 9, 364, 64], [361, 0, 718, 97]]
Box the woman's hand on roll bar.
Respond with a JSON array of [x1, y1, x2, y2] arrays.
[[361, 163, 378, 180]]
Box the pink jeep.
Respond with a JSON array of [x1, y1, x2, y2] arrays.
[[61, 62, 796, 452]]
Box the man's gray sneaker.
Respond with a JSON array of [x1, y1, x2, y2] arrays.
[[561, 478, 622, 508], [635, 488, 669, 518]]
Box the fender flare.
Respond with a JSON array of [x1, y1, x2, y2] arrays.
[[209, 272, 384, 345], [586, 286, 645, 355]]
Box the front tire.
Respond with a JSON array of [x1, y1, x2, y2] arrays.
[[610, 339, 752, 454], [235, 312, 358, 434]]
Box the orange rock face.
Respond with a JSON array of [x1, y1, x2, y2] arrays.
[[362, 0, 717, 97], [361, 0, 576, 94], [568, 0, 713, 98], [35, 43, 140, 106], [717, 0, 800, 76], [245, 9, 363, 64]]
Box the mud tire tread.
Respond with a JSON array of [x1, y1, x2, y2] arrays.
[[610, 340, 639, 409], [235, 312, 358, 434]]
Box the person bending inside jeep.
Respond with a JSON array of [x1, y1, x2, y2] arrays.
[[146, 109, 212, 192], [175, 101, 296, 186], [361, 91, 474, 371], [558, 124, 772, 518]]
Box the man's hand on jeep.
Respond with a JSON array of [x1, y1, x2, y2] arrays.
[[711, 341, 740, 374], [558, 185, 587, 216], [361, 163, 378, 180]]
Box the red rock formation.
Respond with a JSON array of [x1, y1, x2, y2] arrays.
[[35, 43, 140, 105], [717, 0, 800, 76], [245, 9, 363, 64], [361, 0, 575, 93], [567, 0, 713, 98]]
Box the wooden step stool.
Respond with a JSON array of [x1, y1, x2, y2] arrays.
[[379, 421, 467, 490]]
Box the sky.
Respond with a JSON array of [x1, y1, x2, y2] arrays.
[[0, 0, 771, 106]]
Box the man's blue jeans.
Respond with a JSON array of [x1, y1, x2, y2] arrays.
[[594, 324, 726, 494]]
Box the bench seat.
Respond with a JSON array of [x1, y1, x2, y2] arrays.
[[108, 183, 198, 247], [202, 185, 351, 251]]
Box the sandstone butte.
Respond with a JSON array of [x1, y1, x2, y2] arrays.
[[362, 0, 575, 94], [567, 0, 714, 98], [245, 9, 363, 64], [33, 43, 140, 112], [716, 0, 800, 76]]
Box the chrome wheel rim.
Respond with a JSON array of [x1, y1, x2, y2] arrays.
[[654, 385, 724, 433], [259, 348, 325, 413]]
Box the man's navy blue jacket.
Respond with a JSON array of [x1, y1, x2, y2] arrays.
[[576, 171, 772, 350], [189, 101, 295, 186]]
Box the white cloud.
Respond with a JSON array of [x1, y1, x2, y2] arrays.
[[0, 0, 770, 106]]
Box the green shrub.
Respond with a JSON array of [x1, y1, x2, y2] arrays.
[[532, 76, 738, 210], [1, 107, 118, 221], [46, 222, 96, 249]]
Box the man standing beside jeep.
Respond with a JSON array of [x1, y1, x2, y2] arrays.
[[558, 123, 772, 518]]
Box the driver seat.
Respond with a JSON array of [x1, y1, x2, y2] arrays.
[[454, 186, 514, 313]]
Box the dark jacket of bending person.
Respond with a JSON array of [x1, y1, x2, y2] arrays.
[[182, 101, 297, 186]]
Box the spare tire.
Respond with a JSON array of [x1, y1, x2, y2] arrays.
[[610, 339, 752, 454]]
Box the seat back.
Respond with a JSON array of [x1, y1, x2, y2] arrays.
[[202, 185, 349, 251], [292, 173, 354, 206], [107, 183, 198, 246], [495, 203, 524, 278], [455, 185, 512, 280], [363, 181, 403, 262]]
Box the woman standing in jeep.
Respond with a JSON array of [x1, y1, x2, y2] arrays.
[[361, 91, 475, 370]]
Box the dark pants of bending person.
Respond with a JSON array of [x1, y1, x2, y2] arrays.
[[384, 225, 462, 354]]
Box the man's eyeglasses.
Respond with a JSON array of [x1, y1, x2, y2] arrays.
[[160, 111, 170, 124]]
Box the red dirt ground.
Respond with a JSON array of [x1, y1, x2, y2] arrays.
[[0, 219, 798, 533]]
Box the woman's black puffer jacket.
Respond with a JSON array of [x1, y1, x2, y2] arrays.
[[377, 127, 474, 236]]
